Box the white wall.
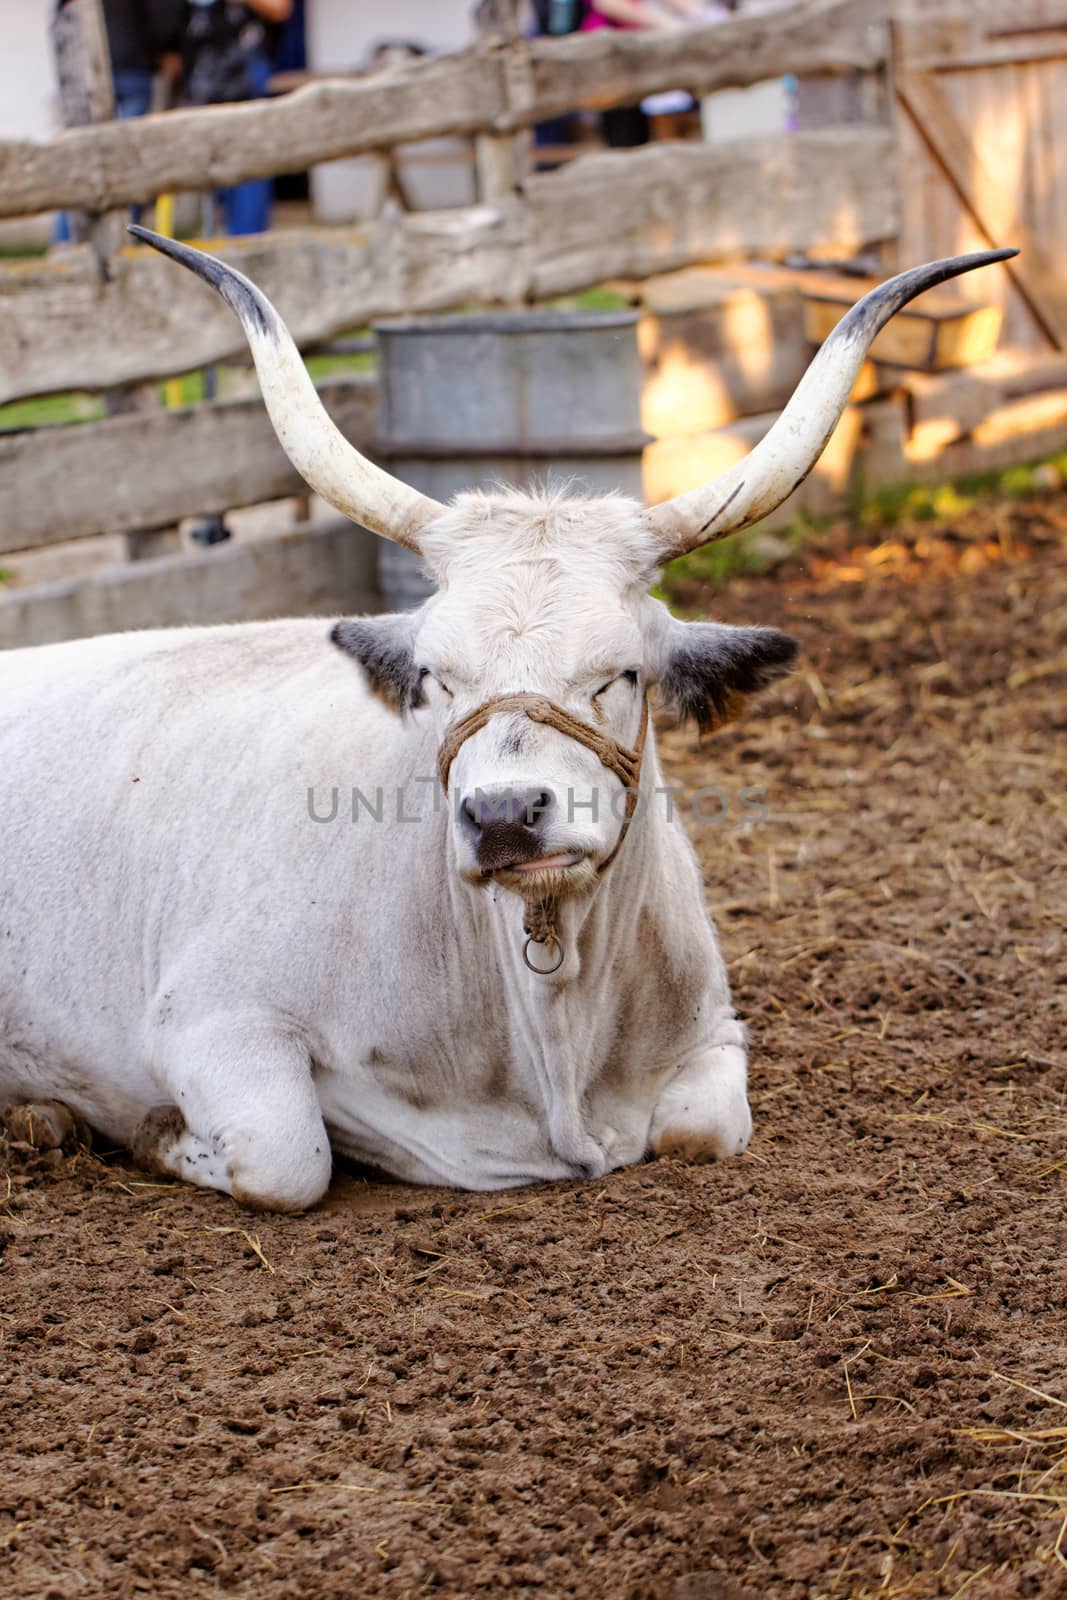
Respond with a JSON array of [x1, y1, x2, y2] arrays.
[[0, 2, 56, 140], [0, 3, 59, 245], [306, 0, 473, 72], [306, 0, 479, 223]]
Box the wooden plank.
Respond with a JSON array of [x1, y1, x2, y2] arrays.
[[523, 0, 889, 121], [527, 128, 897, 297], [0, 208, 526, 405], [0, 518, 383, 652], [898, 12, 1067, 71], [908, 40, 1067, 71], [0, 0, 889, 218], [0, 132, 895, 402], [905, 399, 1067, 482], [894, 67, 1067, 349], [902, 348, 1067, 448], [0, 377, 376, 555]]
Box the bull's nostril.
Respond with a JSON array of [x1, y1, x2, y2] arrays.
[[525, 790, 553, 826], [460, 787, 554, 833], [460, 796, 482, 835]]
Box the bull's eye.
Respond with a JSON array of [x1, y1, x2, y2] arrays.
[[420, 668, 452, 697], [594, 669, 639, 698]]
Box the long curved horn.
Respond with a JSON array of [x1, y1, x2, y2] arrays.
[[127, 226, 444, 551], [643, 248, 1019, 562]]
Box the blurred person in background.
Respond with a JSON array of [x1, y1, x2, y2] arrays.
[[99, 0, 185, 118], [581, 0, 707, 147], [181, 0, 293, 235], [53, 0, 184, 240]]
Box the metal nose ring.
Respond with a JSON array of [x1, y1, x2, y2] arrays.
[[523, 933, 565, 975]]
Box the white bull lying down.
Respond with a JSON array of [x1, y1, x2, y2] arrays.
[[0, 234, 1013, 1208]]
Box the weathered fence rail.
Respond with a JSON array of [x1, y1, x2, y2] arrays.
[[0, 130, 893, 404], [0, 518, 381, 651], [0, 377, 375, 554], [0, 0, 886, 217]]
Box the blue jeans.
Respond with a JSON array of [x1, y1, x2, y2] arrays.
[[55, 70, 153, 241], [112, 68, 154, 121], [217, 53, 273, 236]]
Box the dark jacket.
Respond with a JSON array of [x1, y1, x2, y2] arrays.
[[102, 0, 186, 74]]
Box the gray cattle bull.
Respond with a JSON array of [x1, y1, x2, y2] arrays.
[[0, 233, 1013, 1207]]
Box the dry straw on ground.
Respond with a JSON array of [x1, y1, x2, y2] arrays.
[[1, 490, 1065, 1599]]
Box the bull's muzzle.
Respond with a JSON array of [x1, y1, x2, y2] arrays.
[[459, 785, 555, 873]]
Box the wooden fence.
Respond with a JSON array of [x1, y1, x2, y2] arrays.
[[2, 0, 1067, 645]]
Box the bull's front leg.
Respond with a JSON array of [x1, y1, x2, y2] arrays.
[[649, 1041, 752, 1162], [132, 1013, 332, 1212]]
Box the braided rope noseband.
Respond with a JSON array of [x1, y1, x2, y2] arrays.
[[437, 692, 650, 975]]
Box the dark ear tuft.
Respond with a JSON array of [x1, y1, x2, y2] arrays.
[[331, 617, 424, 712], [659, 623, 798, 733]]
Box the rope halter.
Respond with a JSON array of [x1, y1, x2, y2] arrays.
[[437, 692, 651, 975]]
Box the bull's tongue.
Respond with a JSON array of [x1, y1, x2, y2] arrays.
[[509, 852, 582, 874]]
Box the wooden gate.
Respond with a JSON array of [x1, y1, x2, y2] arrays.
[[893, 0, 1067, 351]]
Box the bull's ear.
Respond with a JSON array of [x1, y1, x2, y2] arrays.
[[330, 615, 425, 712], [654, 614, 798, 733]]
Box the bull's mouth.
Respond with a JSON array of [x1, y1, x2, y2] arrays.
[[482, 849, 594, 894], [507, 851, 583, 874]]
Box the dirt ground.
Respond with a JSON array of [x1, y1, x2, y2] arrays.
[[2, 493, 1065, 1600]]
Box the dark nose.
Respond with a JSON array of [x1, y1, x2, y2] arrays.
[[459, 785, 555, 871]]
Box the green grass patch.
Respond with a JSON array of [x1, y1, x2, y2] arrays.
[[853, 456, 1067, 530], [0, 392, 105, 431], [306, 347, 375, 380], [544, 286, 632, 313], [655, 517, 820, 609]]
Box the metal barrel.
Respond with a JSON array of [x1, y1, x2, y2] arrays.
[[373, 310, 647, 608]]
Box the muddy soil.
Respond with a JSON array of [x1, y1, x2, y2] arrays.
[[2, 495, 1065, 1600]]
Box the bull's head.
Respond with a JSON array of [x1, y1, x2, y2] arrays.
[[130, 228, 1013, 923], [327, 499, 798, 904]]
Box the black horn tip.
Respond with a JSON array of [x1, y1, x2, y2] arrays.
[[839, 247, 1021, 347], [127, 223, 186, 261], [126, 225, 271, 337]]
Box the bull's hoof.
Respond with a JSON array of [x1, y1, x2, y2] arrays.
[[131, 1106, 186, 1175], [2, 1099, 86, 1151], [651, 1125, 725, 1164]]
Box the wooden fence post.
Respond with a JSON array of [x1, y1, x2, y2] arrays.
[[51, 0, 182, 559], [474, 0, 529, 206], [50, 0, 124, 267], [473, 1, 522, 46]]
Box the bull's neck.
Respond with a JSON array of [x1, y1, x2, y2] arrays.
[[441, 732, 690, 1153]]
